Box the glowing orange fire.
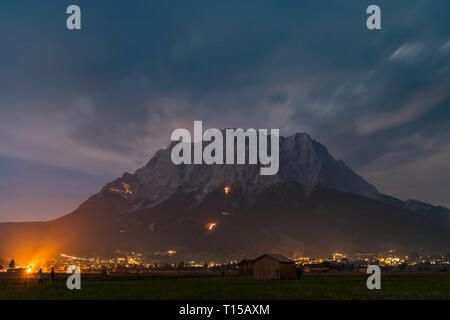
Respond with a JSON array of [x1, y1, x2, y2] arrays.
[[207, 222, 217, 231], [224, 186, 230, 195], [122, 182, 133, 194]]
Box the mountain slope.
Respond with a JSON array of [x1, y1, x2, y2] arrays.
[[125, 182, 450, 258], [0, 132, 449, 261]]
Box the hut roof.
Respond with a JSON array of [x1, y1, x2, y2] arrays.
[[255, 254, 294, 263]]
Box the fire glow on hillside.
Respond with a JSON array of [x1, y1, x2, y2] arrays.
[[207, 222, 217, 231]]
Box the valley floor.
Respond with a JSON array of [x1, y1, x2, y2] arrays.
[[1, 272, 450, 300]]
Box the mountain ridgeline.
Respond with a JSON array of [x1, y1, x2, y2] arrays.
[[0, 133, 449, 261]]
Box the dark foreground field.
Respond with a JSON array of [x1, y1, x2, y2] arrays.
[[1, 272, 450, 300]]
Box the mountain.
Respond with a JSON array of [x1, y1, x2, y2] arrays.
[[0, 132, 449, 262], [104, 133, 379, 207], [402, 199, 450, 225]]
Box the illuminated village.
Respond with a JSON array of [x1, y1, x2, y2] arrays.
[[1, 248, 449, 277], [1, 186, 449, 277]]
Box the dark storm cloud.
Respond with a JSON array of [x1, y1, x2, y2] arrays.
[[0, 0, 449, 220]]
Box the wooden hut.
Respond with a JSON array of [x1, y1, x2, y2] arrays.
[[238, 259, 255, 276], [253, 254, 297, 280]]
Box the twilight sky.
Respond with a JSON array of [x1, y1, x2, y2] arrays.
[[0, 0, 449, 221]]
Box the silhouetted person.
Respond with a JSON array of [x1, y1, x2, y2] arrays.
[[50, 267, 55, 282], [9, 259, 15, 269], [37, 268, 44, 284]]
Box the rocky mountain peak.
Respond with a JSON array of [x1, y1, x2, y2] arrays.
[[101, 132, 380, 209]]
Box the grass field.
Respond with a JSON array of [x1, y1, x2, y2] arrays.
[[1, 272, 450, 300]]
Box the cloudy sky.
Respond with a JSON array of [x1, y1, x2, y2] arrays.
[[0, 1, 449, 221]]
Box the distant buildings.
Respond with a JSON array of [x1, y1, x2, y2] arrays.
[[303, 264, 331, 273], [6, 268, 27, 274]]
